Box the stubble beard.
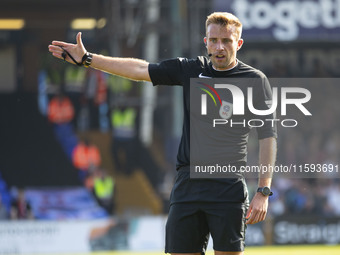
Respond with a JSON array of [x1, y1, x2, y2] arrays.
[[212, 56, 234, 71]]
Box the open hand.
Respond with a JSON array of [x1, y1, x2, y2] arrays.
[[48, 32, 86, 64]]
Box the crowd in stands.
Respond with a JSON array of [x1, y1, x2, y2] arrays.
[[37, 65, 116, 217]]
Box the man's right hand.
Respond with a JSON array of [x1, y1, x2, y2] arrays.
[[48, 32, 151, 82], [48, 32, 86, 64]]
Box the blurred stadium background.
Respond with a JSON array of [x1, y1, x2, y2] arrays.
[[0, 0, 339, 254]]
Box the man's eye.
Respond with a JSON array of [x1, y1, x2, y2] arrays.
[[211, 39, 217, 43]]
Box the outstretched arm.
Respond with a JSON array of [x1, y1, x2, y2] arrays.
[[48, 32, 151, 82], [246, 136, 277, 224]]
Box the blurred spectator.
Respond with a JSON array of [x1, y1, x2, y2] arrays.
[[111, 106, 137, 175], [82, 68, 109, 130], [269, 196, 285, 216], [326, 181, 340, 216], [38, 70, 49, 116], [48, 92, 75, 124], [94, 70, 109, 132], [64, 65, 86, 93], [76, 67, 110, 131], [73, 139, 101, 171], [93, 169, 115, 215], [0, 193, 9, 220], [72, 139, 102, 182], [64, 65, 86, 130], [10, 189, 34, 220]]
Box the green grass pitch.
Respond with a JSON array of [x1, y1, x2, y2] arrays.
[[57, 245, 339, 255]]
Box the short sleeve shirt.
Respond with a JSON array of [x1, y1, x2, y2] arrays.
[[149, 57, 277, 170]]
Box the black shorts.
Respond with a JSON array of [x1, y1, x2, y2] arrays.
[[165, 202, 248, 254]]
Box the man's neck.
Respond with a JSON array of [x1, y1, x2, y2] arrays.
[[212, 59, 238, 71]]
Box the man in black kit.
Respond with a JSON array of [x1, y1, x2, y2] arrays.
[[49, 12, 277, 255]]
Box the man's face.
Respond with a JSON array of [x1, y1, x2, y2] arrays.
[[204, 24, 243, 71]]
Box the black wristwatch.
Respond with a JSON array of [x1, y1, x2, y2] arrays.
[[257, 187, 273, 196], [82, 52, 93, 68]]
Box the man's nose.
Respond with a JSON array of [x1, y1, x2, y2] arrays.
[[216, 41, 224, 50]]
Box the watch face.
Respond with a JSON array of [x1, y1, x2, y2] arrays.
[[262, 187, 270, 196]]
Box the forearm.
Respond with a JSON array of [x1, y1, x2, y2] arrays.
[[258, 137, 277, 187], [90, 54, 151, 82], [246, 137, 276, 224]]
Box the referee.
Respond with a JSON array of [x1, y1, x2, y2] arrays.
[[49, 12, 277, 255]]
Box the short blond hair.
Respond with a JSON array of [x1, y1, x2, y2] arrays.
[[205, 12, 242, 39]]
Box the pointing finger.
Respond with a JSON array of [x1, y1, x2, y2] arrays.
[[51, 40, 70, 47], [48, 45, 63, 52]]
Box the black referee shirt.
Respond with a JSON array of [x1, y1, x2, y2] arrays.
[[148, 57, 276, 203], [149, 57, 277, 170]]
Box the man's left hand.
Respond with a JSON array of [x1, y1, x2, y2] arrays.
[[245, 192, 269, 224]]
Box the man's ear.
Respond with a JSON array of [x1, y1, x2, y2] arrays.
[[237, 39, 244, 51], [204, 37, 207, 46]]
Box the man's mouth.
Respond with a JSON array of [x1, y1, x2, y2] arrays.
[[215, 54, 225, 59]]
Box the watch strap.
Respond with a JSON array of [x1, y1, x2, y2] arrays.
[[83, 52, 93, 67], [257, 187, 273, 196]]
